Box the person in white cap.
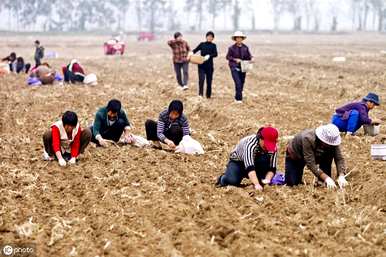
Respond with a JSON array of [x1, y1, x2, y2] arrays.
[[285, 124, 348, 189], [226, 31, 253, 103]]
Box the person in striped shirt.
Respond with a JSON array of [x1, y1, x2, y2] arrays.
[[216, 127, 279, 191], [145, 100, 190, 150]]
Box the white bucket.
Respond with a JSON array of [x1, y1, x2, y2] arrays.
[[371, 144, 386, 160], [363, 124, 380, 136]]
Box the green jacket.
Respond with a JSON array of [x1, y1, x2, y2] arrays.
[[92, 107, 130, 137]]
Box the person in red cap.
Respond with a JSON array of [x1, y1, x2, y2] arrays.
[[216, 126, 279, 191]]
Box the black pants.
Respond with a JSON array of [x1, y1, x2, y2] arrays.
[[231, 68, 246, 101], [174, 62, 189, 87], [16, 63, 31, 74], [64, 70, 84, 83], [218, 154, 272, 187], [34, 58, 41, 68], [198, 67, 213, 98], [285, 152, 333, 186], [90, 118, 127, 144], [145, 120, 183, 146]]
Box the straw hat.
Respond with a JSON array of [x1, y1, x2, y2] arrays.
[[232, 31, 247, 40], [315, 124, 341, 146]]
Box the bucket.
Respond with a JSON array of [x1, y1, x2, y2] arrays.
[[363, 124, 380, 136], [189, 55, 204, 64], [371, 144, 386, 160]]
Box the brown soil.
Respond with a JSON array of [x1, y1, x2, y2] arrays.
[[0, 33, 385, 257]]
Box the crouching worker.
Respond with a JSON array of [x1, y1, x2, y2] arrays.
[[332, 92, 381, 135], [90, 99, 133, 147], [43, 111, 92, 166], [145, 100, 190, 150], [62, 59, 85, 83], [216, 127, 279, 191], [285, 124, 348, 189]]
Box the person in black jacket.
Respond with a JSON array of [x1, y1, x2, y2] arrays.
[[192, 31, 218, 98]]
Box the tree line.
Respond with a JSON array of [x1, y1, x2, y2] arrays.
[[1, 0, 386, 32]]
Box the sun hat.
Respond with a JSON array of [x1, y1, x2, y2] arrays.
[[363, 92, 380, 106], [232, 31, 246, 41], [260, 126, 279, 152], [315, 124, 341, 146]]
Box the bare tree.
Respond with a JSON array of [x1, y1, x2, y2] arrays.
[[271, 0, 286, 31], [232, 0, 241, 30], [142, 0, 166, 33]]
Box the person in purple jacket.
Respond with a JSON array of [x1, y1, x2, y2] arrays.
[[226, 31, 253, 103], [331, 93, 382, 135]]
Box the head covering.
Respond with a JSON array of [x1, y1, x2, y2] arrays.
[[260, 127, 279, 152], [232, 31, 246, 41], [315, 124, 341, 146], [363, 92, 380, 106], [168, 100, 183, 115]]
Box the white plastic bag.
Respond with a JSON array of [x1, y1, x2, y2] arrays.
[[175, 135, 204, 155], [84, 73, 98, 86], [132, 135, 150, 148], [241, 61, 253, 73]]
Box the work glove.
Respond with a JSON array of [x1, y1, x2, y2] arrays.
[[325, 177, 337, 190], [337, 175, 348, 189], [261, 179, 271, 185], [254, 183, 263, 191], [204, 55, 210, 61], [68, 157, 76, 165], [96, 135, 108, 147], [58, 158, 67, 167]]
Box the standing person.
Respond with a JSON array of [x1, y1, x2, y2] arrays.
[[168, 32, 190, 90], [285, 124, 348, 189], [34, 40, 44, 68], [90, 99, 133, 147], [192, 31, 218, 98], [226, 31, 253, 103], [331, 93, 382, 135], [216, 127, 279, 191], [42, 111, 92, 166], [145, 100, 190, 150]]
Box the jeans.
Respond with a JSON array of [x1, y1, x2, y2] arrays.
[[218, 154, 272, 187], [198, 67, 213, 98], [43, 128, 92, 158], [285, 152, 333, 186], [145, 120, 183, 146], [90, 118, 127, 144], [231, 68, 246, 101], [331, 110, 360, 133], [174, 62, 189, 87]]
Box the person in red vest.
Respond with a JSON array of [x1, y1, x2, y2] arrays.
[[42, 111, 91, 166]]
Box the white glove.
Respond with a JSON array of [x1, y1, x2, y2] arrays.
[[337, 175, 348, 189], [96, 135, 108, 147], [68, 157, 76, 165], [204, 55, 210, 61], [58, 158, 67, 167], [325, 177, 337, 190], [261, 179, 270, 185]]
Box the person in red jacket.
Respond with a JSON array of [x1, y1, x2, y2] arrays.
[[42, 111, 91, 166]]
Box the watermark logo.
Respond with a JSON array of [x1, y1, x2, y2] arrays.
[[1, 244, 35, 257], [2, 246, 13, 256]]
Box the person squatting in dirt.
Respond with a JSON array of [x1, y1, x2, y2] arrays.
[[62, 59, 86, 83], [192, 31, 218, 99], [89, 99, 133, 147], [1, 52, 31, 74], [226, 31, 253, 103], [145, 100, 190, 150], [285, 124, 348, 189], [43, 111, 92, 166], [216, 126, 279, 191], [168, 32, 191, 90], [331, 92, 382, 135]]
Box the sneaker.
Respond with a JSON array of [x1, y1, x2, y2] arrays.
[[235, 100, 243, 104], [215, 175, 224, 187], [182, 85, 189, 90], [42, 151, 53, 161]]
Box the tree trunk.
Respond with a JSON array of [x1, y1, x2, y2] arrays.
[[378, 9, 384, 32], [363, 1, 369, 30], [330, 16, 337, 32]]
